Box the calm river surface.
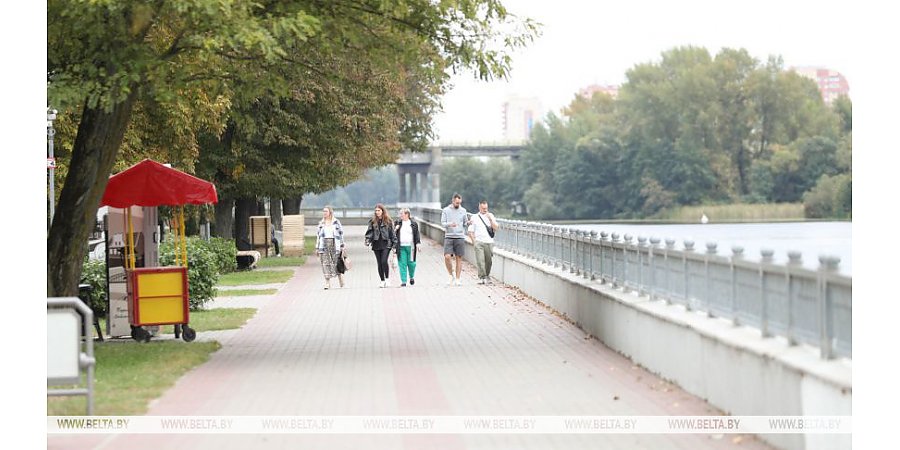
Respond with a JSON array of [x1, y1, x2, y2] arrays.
[[564, 221, 851, 276]]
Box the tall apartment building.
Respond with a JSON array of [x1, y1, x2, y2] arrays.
[[502, 96, 542, 142], [578, 83, 620, 100], [791, 67, 850, 104]]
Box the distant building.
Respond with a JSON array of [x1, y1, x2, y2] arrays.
[[578, 83, 620, 100], [790, 67, 850, 104], [502, 96, 542, 142]]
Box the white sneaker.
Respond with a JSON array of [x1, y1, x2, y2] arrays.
[[477, 278, 485, 285], [324, 279, 331, 290], [379, 280, 386, 288], [447, 275, 455, 286], [454, 278, 462, 286]]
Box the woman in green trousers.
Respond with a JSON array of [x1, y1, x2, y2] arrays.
[[393, 208, 421, 287]]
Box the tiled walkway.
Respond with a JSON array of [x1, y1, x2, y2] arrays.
[[50, 226, 772, 450]]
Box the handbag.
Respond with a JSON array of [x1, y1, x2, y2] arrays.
[[336, 254, 347, 274], [478, 214, 495, 238], [390, 252, 398, 269]]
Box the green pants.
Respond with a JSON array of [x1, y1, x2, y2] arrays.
[[474, 241, 493, 279], [398, 245, 417, 283]]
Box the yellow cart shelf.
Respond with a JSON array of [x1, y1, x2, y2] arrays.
[[127, 266, 195, 342]]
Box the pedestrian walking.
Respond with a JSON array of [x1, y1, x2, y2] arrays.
[[365, 203, 397, 288], [315, 206, 345, 289], [441, 193, 469, 286], [468, 200, 499, 284], [394, 208, 421, 287]]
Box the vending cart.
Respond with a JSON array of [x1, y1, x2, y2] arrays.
[[100, 159, 218, 342]]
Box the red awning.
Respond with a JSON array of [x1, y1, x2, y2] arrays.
[[100, 159, 218, 208]]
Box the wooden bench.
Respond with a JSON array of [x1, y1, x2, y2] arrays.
[[282, 215, 305, 257], [249, 216, 272, 257]]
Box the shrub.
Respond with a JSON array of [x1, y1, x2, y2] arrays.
[[159, 237, 218, 310], [803, 173, 852, 219], [198, 237, 237, 274], [80, 258, 108, 316]]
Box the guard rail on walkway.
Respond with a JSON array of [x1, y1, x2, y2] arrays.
[[412, 207, 851, 360], [299, 207, 377, 225], [47, 297, 96, 415]]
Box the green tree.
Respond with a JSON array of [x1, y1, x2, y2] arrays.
[[832, 95, 852, 135], [803, 173, 852, 219], [710, 48, 757, 195], [508, 45, 848, 219], [48, 0, 320, 296], [440, 157, 517, 213], [48, 0, 539, 296]]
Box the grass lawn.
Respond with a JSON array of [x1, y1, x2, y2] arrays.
[[657, 203, 806, 222], [257, 256, 305, 268], [97, 308, 257, 337], [217, 269, 294, 286], [48, 340, 220, 415], [216, 288, 278, 297], [189, 308, 257, 332], [256, 236, 316, 268]]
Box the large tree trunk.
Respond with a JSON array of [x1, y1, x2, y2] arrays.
[[736, 144, 748, 196], [234, 197, 256, 250], [271, 199, 283, 231], [213, 198, 234, 239], [47, 94, 138, 297], [256, 200, 266, 216], [282, 195, 303, 215]]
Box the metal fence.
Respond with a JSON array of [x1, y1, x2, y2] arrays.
[[411, 207, 851, 360], [300, 207, 377, 220]]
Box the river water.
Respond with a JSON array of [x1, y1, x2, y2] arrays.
[[564, 221, 851, 276]]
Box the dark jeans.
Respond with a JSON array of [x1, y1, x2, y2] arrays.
[[373, 248, 391, 281]]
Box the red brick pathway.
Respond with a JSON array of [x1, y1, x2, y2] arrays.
[[49, 226, 772, 450]]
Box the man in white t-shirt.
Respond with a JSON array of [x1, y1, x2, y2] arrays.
[[467, 200, 499, 284]]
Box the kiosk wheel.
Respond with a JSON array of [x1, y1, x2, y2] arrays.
[[182, 326, 196, 342], [131, 326, 151, 343]]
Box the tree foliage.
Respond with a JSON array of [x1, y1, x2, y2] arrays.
[[47, 0, 540, 296], [512, 46, 851, 220], [440, 158, 517, 213]]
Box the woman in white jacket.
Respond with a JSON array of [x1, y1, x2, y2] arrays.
[[315, 206, 345, 289]]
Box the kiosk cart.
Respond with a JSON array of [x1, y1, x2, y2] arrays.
[[100, 159, 218, 342]]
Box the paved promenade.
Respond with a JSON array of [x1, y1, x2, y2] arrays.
[[50, 226, 771, 450]]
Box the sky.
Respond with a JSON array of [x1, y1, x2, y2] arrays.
[[432, 0, 855, 144]]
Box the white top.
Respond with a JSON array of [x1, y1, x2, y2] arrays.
[[467, 212, 496, 244], [321, 223, 335, 239], [399, 220, 414, 245]]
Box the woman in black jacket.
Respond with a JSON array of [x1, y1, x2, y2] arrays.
[[393, 208, 421, 287], [364, 204, 397, 288]]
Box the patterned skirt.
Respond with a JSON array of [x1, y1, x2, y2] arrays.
[[320, 238, 338, 279]]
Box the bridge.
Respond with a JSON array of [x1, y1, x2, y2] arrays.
[[51, 209, 850, 450], [395, 142, 525, 205]]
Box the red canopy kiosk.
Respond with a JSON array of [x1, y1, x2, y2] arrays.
[[100, 159, 218, 342]]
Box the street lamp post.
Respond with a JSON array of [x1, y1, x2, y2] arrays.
[[48, 108, 58, 230]]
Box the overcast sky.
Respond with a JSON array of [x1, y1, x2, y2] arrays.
[[432, 0, 855, 144]]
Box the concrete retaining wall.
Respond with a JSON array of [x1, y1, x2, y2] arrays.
[[417, 219, 851, 450]]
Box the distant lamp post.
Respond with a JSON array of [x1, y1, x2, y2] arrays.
[[48, 108, 58, 230]]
